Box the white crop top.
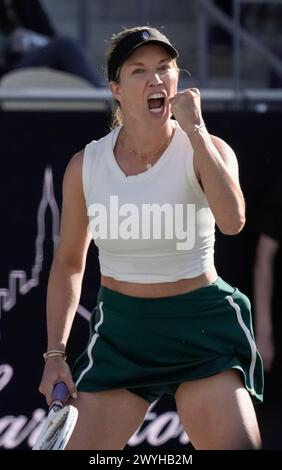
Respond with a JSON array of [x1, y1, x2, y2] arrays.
[[82, 120, 215, 283]]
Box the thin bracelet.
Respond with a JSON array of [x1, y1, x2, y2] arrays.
[[43, 352, 67, 362], [43, 350, 66, 362], [186, 123, 206, 138]]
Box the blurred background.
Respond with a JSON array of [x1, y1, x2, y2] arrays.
[[0, 0, 282, 452], [42, 0, 282, 107]]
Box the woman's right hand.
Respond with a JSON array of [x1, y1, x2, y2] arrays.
[[39, 356, 78, 406]]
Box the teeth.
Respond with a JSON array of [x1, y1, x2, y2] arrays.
[[149, 107, 163, 113], [148, 92, 165, 99]]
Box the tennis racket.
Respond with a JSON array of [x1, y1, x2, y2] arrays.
[[33, 382, 78, 450]]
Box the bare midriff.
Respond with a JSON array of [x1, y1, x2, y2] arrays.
[[101, 266, 218, 298]]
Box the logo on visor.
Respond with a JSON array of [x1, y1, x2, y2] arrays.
[[142, 31, 150, 40]]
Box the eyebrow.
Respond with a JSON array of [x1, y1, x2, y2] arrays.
[[126, 57, 171, 67]]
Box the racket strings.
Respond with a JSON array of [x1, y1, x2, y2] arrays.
[[33, 405, 78, 450], [40, 409, 70, 449]]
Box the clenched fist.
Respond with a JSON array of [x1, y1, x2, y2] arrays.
[[168, 88, 205, 135]]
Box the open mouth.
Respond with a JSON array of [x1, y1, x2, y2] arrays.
[[147, 92, 166, 114]]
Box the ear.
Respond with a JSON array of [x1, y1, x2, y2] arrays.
[[109, 81, 122, 103]]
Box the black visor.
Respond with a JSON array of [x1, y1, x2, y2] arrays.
[[107, 28, 179, 82]]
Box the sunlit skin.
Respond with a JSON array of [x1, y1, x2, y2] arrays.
[[38, 33, 260, 451], [109, 44, 179, 147], [105, 44, 218, 297]]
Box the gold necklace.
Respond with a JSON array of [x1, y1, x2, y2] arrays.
[[122, 128, 173, 170]]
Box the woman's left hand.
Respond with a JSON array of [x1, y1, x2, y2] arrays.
[[168, 88, 205, 135]]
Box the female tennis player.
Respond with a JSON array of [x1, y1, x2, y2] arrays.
[[39, 26, 263, 450]]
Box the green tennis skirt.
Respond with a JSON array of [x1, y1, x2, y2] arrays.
[[72, 277, 264, 404]]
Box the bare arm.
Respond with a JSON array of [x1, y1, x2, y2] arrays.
[[39, 150, 92, 402], [169, 89, 245, 235], [254, 233, 279, 370], [192, 133, 245, 235]]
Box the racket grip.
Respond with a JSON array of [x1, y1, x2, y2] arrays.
[[52, 382, 69, 403]]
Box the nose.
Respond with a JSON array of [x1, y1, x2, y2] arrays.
[[148, 72, 163, 86]]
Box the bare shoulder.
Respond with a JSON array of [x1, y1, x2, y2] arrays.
[[64, 150, 84, 179], [63, 150, 84, 191]]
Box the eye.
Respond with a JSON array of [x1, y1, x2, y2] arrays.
[[158, 64, 170, 72], [132, 68, 145, 74]]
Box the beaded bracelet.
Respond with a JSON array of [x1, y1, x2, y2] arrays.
[[43, 350, 67, 362]]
